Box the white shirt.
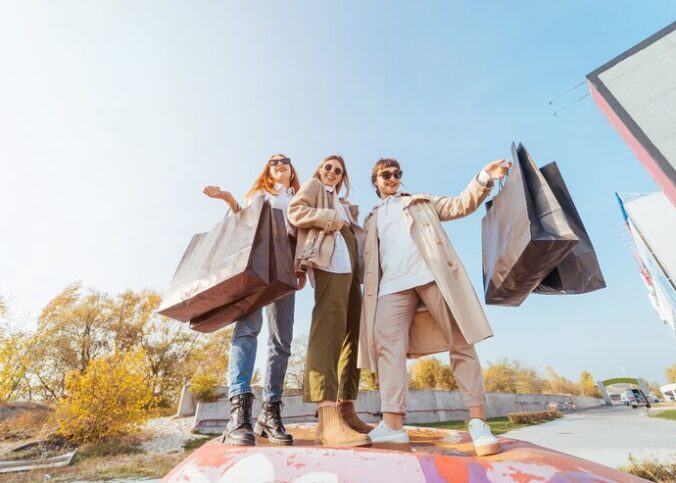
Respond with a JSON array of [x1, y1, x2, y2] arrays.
[[308, 185, 353, 287], [375, 169, 493, 297], [246, 183, 296, 237], [376, 194, 435, 296], [313, 185, 352, 274]]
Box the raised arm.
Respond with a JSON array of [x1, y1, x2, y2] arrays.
[[203, 186, 242, 213], [288, 179, 344, 231], [430, 159, 510, 221]]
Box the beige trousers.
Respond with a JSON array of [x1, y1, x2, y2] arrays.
[[375, 281, 485, 414]]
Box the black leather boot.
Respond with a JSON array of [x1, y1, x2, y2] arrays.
[[254, 400, 293, 446], [221, 393, 256, 446]]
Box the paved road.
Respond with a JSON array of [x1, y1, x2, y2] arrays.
[[504, 405, 676, 468]]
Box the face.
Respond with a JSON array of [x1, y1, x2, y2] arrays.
[[318, 159, 344, 188], [268, 155, 292, 184], [375, 166, 403, 198]]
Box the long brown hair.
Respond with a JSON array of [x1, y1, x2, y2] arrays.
[[371, 158, 401, 198], [246, 154, 300, 199], [313, 154, 351, 198]]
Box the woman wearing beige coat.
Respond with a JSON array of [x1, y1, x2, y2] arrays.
[[358, 157, 510, 456], [288, 155, 370, 447]]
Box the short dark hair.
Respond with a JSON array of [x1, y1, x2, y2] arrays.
[[371, 158, 401, 198]]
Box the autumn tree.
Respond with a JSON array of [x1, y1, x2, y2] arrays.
[[665, 364, 676, 384], [0, 300, 32, 402], [516, 367, 548, 394], [33, 283, 115, 399], [545, 367, 581, 395], [483, 359, 520, 393], [53, 350, 155, 443], [359, 370, 380, 391], [409, 358, 458, 390], [579, 371, 601, 398], [30, 283, 223, 406]]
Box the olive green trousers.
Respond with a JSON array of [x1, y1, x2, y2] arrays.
[[303, 226, 362, 403]]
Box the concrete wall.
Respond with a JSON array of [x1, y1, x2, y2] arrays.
[[179, 385, 603, 434]]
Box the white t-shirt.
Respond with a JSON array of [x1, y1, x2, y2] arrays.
[[376, 194, 435, 297]]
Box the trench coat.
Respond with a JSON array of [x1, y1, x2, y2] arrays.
[[357, 176, 494, 372], [287, 177, 363, 275]]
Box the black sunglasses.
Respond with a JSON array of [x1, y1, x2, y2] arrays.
[[269, 158, 291, 167], [323, 163, 343, 176], [378, 169, 403, 180]]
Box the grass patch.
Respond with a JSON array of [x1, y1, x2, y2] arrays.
[[650, 409, 676, 421], [412, 416, 532, 435], [183, 436, 213, 452], [619, 454, 676, 482], [74, 437, 144, 461], [0, 403, 53, 441], [0, 453, 186, 483]]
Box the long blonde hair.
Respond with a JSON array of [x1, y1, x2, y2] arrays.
[[313, 154, 351, 198], [246, 154, 300, 198]]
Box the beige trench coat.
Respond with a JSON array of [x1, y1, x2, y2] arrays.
[[357, 177, 494, 372], [288, 178, 362, 274]]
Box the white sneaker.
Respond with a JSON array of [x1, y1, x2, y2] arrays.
[[367, 420, 410, 443], [467, 418, 501, 456]]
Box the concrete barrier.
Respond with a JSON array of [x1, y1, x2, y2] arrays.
[[180, 386, 603, 434]]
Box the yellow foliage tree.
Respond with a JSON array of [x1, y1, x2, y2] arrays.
[[516, 368, 548, 394], [579, 370, 601, 398], [665, 364, 676, 384], [409, 357, 458, 390], [0, 301, 31, 402], [53, 350, 155, 443], [483, 359, 519, 393], [545, 367, 581, 395], [0, 332, 30, 402]]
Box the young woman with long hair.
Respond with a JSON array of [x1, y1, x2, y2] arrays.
[[287, 155, 371, 447], [203, 153, 305, 447]]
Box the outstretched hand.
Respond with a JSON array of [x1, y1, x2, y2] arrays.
[[203, 185, 228, 199], [484, 159, 512, 180]]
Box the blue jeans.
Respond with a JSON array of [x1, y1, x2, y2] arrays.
[[228, 292, 295, 402]]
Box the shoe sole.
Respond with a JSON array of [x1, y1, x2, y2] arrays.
[[368, 436, 409, 444], [474, 442, 502, 457], [319, 439, 372, 448], [254, 423, 294, 446], [221, 438, 255, 446]]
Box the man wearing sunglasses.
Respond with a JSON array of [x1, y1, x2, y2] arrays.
[[357, 157, 510, 457]]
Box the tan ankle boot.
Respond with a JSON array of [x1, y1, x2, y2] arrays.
[[338, 401, 372, 434], [316, 406, 371, 447]]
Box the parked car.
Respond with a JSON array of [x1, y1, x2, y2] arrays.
[[625, 389, 651, 409]]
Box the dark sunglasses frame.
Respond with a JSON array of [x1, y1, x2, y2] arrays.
[[378, 169, 403, 180], [323, 163, 343, 176], [269, 158, 291, 167]]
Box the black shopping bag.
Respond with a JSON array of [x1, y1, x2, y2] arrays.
[[482, 143, 579, 306], [189, 206, 297, 333], [158, 197, 272, 321], [534, 162, 606, 294]]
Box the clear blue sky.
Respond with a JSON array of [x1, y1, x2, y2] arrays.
[[1, 1, 674, 384]]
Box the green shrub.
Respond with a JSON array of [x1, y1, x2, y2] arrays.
[[507, 410, 561, 424], [189, 373, 220, 402], [619, 454, 676, 482]]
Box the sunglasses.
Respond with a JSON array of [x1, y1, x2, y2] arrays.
[[378, 169, 403, 180], [269, 158, 291, 167], [323, 163, 343, 176]]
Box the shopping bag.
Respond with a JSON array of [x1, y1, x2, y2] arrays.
[[189, 206, 297, 333], [482, 143, 579, 306], [158, 196, 272, 321], [534, 162, 606, 294]]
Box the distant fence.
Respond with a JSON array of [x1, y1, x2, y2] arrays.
[[175, 385, 604, 434]]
